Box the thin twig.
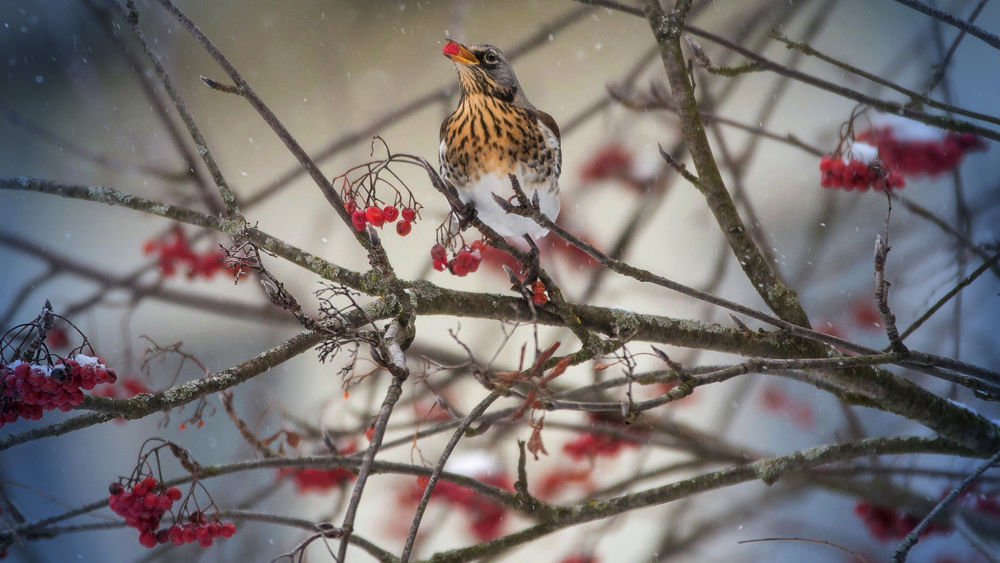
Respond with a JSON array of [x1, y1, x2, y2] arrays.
[[892, 448, 1000, 562], [890, 0, 1000, 51], [874, 195, 908, 354], [399, 391, 502, 562]]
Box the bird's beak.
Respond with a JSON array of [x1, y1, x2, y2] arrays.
[[442, 40, 478, 65]]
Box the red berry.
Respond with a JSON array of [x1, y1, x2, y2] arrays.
[[181, 527, 196, 543], [430, 244, 447, 263], [220, 522, 236, 538], [344, 201, 356, 214], [166, 487, 182, 501], [396, 220, 412, 236], [139, 530, 158, 548], [365, 205, 384, 227], [109, 482, 124, 495], [470, 240, 486, 253], [382, 205, 399, 222], [401, 207, 416, 222], [351, 210, 368, 231]]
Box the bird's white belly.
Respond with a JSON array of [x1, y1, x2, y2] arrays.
[[458, 169, 560, 240]]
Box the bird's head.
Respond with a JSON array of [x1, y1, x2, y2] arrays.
[[442, 41, 531, 108]]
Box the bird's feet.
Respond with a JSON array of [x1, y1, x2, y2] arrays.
[[456, 201, 477, 230]]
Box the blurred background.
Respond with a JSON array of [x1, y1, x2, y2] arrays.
[[1, 0, 999, 561]]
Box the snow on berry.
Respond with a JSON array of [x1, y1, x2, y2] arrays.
[[856, 114, 987, 178], [1, 355, 117, 428]]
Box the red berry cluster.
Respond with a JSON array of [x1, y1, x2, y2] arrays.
[[108, 477, 182, 546], [278, 467, 356, 494], [857, 128, 986, 177], [1, 355, 117, 428], [819, 155, 905, 191], [109, 477, 235, 548], [95, 375, 150, 399], [562, 414, 641, 461], [758, 385, 814, 430], [854, 501, 949, 542], [348, 202, 417, 236], [45, 326, 69, 349], [431, 241, 484, 276], [580, 144, 634, 184], [536, 467, 593, 499], [162, 510, 236, 548], [401, 473, 512, 541], [142, 226, 226, 279]]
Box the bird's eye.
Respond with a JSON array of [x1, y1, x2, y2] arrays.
[[482, 51, 499, 65]]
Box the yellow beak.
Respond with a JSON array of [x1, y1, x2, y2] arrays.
[[442, 40, 479, 65]]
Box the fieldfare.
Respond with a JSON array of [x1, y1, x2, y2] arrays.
[[439, 40, 561, 242]]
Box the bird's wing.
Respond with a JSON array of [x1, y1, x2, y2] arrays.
[[535, 110, 562, 173], [534, 110, 560, 142]]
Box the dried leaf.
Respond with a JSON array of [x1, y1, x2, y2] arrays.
[[527, 416, 548, 460]]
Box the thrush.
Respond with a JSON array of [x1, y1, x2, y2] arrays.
[[439, 40, 561, 242]]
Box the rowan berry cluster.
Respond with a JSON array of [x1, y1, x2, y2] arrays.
[[162, 510, 236, 548], [1, 355, 117, 428], [401, 473, 512, 541], [347, 201, 418, 236], [562, 413, 641, 461], [856, 127, 986, 177], [95, 375, 150, 399], [820, 115, 987, 192], [142, 226, 227, 279], [430, 240, 484, 276], [758, 385, 814, 430], [854, 501, 948, 542], [819, 151, 905, 191], [278, 466, 356, 493], [108, 477, 182, 545], [580, 144, 634, 184], [108, 477, 236, 548]]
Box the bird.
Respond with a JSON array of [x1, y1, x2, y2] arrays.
[[438, 40, 561, 243]]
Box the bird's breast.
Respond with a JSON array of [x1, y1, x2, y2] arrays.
[[440, 95, 559, 186]]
